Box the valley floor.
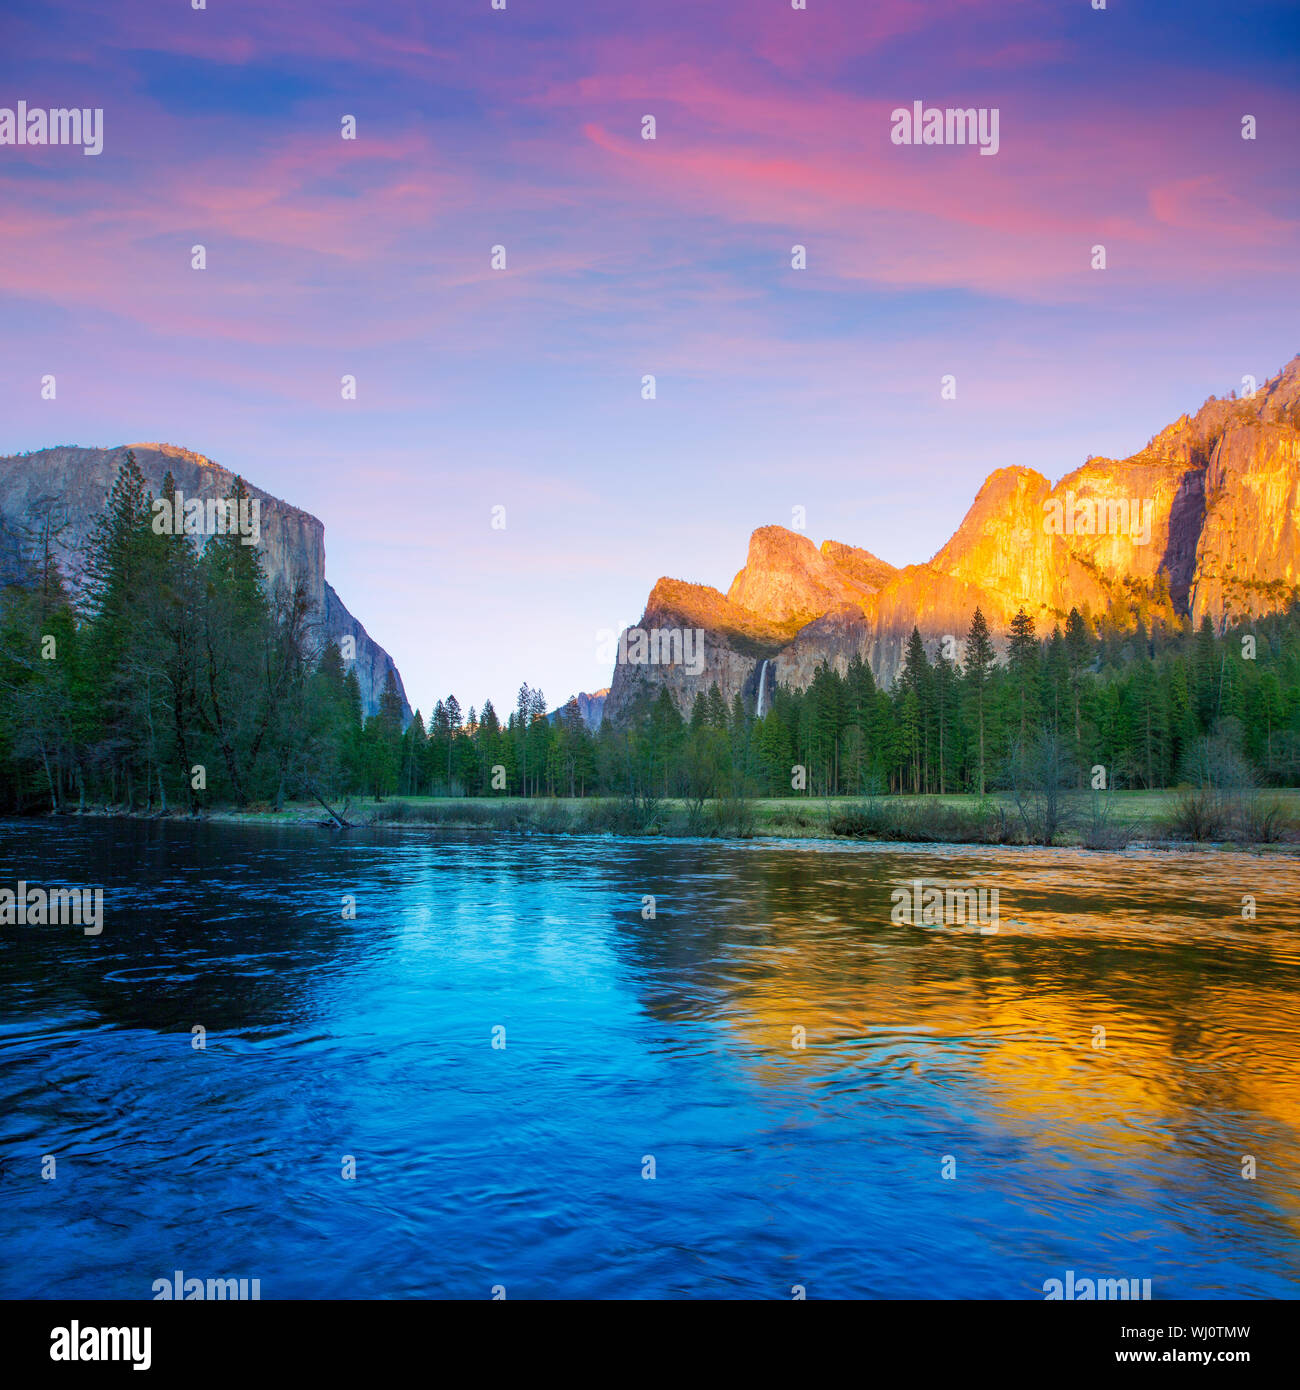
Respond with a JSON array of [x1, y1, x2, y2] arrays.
[[86, 787, 1300, 850]]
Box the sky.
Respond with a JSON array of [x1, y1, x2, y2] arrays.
[[0, 0, 1297, 718]]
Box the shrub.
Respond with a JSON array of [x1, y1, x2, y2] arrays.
[[1238, 795, 1293, 844], [580, 795, 659, 835], [1166, 788, 1226, 841], [829, 800, 891, 838], [531, 800, 572, 834], [1080, 789, 1134, 850], [705, 796, 756, 839]]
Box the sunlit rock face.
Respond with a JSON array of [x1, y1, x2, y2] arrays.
[[0, 442, 410, 719], [819, 539, 897, 594], [607, 356, 1300, 721], [726, 526, 885, 627], [1188, 365, 1300, 625]]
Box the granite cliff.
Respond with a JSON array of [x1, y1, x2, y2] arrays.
[[549, 689, 609, 732], [0, 443, 410, 719], [606, 356, 1300, 723]]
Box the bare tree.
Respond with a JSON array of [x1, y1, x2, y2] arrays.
[[1010, 729, 1076, 845]]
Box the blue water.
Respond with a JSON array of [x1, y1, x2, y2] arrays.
[[1, 819, 1298, 1299]]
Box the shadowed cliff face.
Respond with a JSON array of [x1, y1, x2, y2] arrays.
[[549, 689, 609, 732], [605, 356, 1300, 723], [0, 443, 410, 720]]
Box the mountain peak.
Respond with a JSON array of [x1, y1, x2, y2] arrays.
[[606, 352, 1300, 720], [820, 540, 897, 593], [0, 442, 409, 720], [727, 524, 868, 626]]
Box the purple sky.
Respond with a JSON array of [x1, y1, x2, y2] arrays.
[[1, 0, 1297, 717]]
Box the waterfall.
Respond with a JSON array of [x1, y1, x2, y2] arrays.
[[755, 659, 771, 718]]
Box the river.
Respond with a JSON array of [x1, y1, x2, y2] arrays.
[[1, 819, 1297, 1299]]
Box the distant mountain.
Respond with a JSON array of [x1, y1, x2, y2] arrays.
[[0, 442, 411, 720], [549, 689, 608, 731], [606, 356, 1300, 723]]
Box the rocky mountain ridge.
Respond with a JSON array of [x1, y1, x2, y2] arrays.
[[605, 356, 1300, 723], [0, 442, 410, 719], [549, 689, 609, 732]]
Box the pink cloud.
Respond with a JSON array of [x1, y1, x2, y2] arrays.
[[43, 0, 453, 73], [1149, 175, 1293, 243]]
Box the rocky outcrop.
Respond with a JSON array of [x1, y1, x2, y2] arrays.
[[0, 442, 410, 719], [820, 539, 897, 594], [606, 355, 1300, 721], [603, 578, 789, 724], [551, 689, 609, 731], [726, 526, 887, 627], [1187, 383, 1300, 623]]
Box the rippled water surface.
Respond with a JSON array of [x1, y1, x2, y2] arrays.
[[1, 819, 1298, 1299]]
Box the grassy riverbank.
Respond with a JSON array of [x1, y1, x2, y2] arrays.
[[138, 787, 1300, 849]]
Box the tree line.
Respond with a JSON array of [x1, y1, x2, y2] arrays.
[[2, 454, 1298, 812]]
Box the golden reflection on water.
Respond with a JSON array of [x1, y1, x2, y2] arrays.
[[656, 846, 1300, 1222]]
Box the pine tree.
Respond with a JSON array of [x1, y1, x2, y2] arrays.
[[1064, 607, 1090, 761], [378, 668, 403, 732], [963, 608, 995, 795], [515, 684, 532, 794], [192, 479, 273, 804], [898, 628, 931, 793], [932, 648, 959, 793], [1007, 608, 1039, 751], [402, 709, 427, 794], [1193, 614, 1221, 729], [704, 682, 729, 729]]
